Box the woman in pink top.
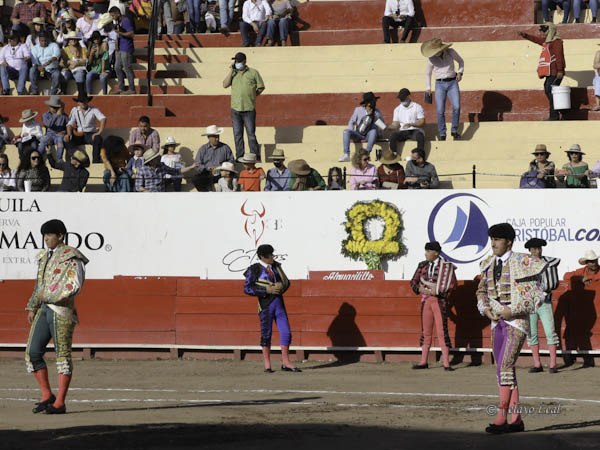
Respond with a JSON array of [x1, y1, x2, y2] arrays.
[[350, 149, 378, 190]]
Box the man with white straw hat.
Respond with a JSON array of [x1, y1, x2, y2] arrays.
[[29, 31, 63, 95], [39, 95, 68, 159], [17, 109, 43, 160], [238, 152, 265, 191], [135, 148, 198, 192], [264, 148, 291, 191], [193, 125, 234, 192], [574, 250, 600, 286], [422, 37, 464, 141]]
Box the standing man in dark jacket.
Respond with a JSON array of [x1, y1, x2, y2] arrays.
[[243, 244, 301, 373], [47, 149, 89, 192], [518, 23, 566, 121]]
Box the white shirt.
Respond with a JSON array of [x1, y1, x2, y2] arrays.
[[0, 43, 30, 71], [425, 48, 465, 90], [21, 120, 43, 142], [67, 106, 106, 133], [161, 153, 182, 179], [0, 169, 17, 191], [392, 101, 425, 133], [243, 0, 272, 24], [76, 14, 100, 42], [384, 0, 414, 19]]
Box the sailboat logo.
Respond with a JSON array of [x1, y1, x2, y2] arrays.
[[427, 193, 490, 264]]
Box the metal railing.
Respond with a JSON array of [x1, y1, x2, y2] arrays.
[[145, 0, 163, 106]]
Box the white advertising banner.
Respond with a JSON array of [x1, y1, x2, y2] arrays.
[[0, 191, 597, 280]]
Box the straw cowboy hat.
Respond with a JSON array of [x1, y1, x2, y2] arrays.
[[44, 95, 63, 109], [269, 148, 286, 161], [143, 149, 161, 164], [216, 161, 237, 173], [162, 136, 180, 148], [238, 153, 259, 164], [32, 17, 45, 25], [19, 109, 38, 123], [72, 150, 88, 164], [128, 142, 147, 153], [288, 159, 312, 176], [421, 38, 453, 58], [532, 144, 550, 155], [565, 144, 585, 154], [61, 12, 74, 22], [579, 250, 599, 265], [379, 150, 403, 165], [201, 125, 224, 136], [65, 31, 82, 41], [97, 13, 113, 29]]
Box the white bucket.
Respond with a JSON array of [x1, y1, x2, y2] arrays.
[[552, 86, 571, 110]]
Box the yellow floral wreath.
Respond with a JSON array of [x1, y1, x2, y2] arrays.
[[341, 200, 405, 268]]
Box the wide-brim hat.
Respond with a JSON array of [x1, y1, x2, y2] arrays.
[[269, 148, 286, 160], [579, 250, 599, 265], [565, 144, 585, 154], [360, 92, 380, 105], [65, 31, 82, 41], [143, 149, 161, 164], [128, 143, 147, 153], [288, 159, 311, 176], [379, 150, 402, 165], [61, 13, 74, 22], [32, 17, 45, 25], [217, 161, 237, 173], [532, 144, 550, 155], [161, 136, 180, 148], [238, 153, 258, 164], [421, 38, 453, 58], [201, 125, 224, 136], [97, 13, 113, 29], [73, 93, 93, 103], [19, 109, 38, 123], [44, 95, 63, 109], [72, 150, 89, 164]]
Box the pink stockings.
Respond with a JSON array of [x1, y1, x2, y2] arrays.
[[419, 296, 450, 367]]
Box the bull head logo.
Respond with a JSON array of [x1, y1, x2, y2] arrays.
[[241, 200, 266, 247]]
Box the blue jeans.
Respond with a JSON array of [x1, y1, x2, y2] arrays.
[[187, 0, 202, 26], [219, 0, 236, 28], [18, 138, 39, 160], [574, 0, 598, 19], [0, 64, 28, 93], [39, 132, 65, 158], [435, 78, 461, 137], [276, 17, 290, 41], [29, 67, 63, 95], [240, 20, 276, 46], [231, 109, 259, 158], [542, 0, 571, 22], [86, 70, 109, 95], [103, 169, 132, 192], [343, 128, 377, 155]]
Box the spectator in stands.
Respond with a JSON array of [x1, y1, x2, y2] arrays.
[[215, 161, 240, 191], [238, 152, 265, 191], [97, 13, 118, 65], [405, 148, 439, 189], [86, 31, 110, 95], [327, 166, 345, 190], [575, 250, 600, 285], [0, 33, 30, 96], [51, 0, 73, 25], [0, 154, 17, 192], [16, 149, 50, 192], [339, 92, 384, 163], [47, 149, 89, 192], [388, 88, 425, 155], [192, 124, 234, 191], [382, 0, 416, 44], [378, 150, 406, 189], [76, 4, 100, 44], [526, 144, 556, 188], [270, 0, 293, 46], [135, 148, 198, 192], [240, 0, 275, 47], [557, 144, 589, 188], [101, 135, 132, 191], [61, 32, 88, 96], [161, 137, 184, 191], [223, 52, 265, 159], [422, 38, 464, 140], [65, 93, 107, 163], [574, 0, 598, 22], [29, 32, 63, 96], [129, 116, 160, 152], [125, 142, 145, 178], [17, 109, 43, 160], [25, 17, 46, 50], [541, 0, 571, 23], [288, 159, 326, 191], [593, 45, 600, 111], [89, 0, 111, 15], [350, 149, 378, 190], [264, 148, 291, 191], [219, 0, 236, 33], [11, 0, 48, 37], [0, 116, 9, 151], [110, 6, 136, 95], [129, 0, 153, 33], [186, 0, 207, 33], [166, 0, 186, 35], [54, 14, 79, 48], [39, 96, 68, 159], [518, 24, 565, 121]]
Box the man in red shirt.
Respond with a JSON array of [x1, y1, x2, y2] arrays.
[[518, 23, 566, 121], [11, 0, 47, 37], [570, 250, 600, 286]]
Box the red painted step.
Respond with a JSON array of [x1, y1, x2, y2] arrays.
[[132, 69, 189, 79]]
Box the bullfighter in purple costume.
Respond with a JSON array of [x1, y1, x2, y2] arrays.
[[244, 244, 301, 373]]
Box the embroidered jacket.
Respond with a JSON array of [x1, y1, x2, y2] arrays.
[[243, 261, 290, 312], [476, 252, 546, 334], [410, 257, 457, 300], [26, 243, 89, 322]]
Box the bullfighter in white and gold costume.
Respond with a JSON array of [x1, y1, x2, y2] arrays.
[[477, 223, 546, 434], [25, 219, 88, 414]]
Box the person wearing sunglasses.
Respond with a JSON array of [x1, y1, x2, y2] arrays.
[[350, 148, 378, 190], [0, 154, 17, 191], [16, 148, 50, 192]]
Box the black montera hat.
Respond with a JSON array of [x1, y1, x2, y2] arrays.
[[425, 241, 441, 252], [257, 244, 275, 258], [525, 238, 547, 249], [488, 223, 516, 241], [41, 219, 67, 236]]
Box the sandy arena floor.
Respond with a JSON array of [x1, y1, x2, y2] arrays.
[[0, 358, 599, 450]]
